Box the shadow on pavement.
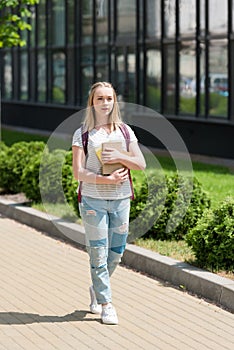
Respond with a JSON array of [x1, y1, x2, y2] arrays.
[[0, 310, 100, 325]]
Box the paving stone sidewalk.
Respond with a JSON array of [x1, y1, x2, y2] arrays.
[[0, 214, 234, 350]]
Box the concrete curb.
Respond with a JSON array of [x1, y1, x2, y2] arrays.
[[0, 198, 233, 313]]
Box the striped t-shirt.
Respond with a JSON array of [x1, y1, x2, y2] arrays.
[[72, 124, 137, 200]]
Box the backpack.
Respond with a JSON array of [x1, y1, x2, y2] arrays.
[[78, 123, 134, 202]]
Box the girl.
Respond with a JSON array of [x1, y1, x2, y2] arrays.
[[72, 82, 146, 324]]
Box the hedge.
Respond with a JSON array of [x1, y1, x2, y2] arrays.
[[186, 197, 234, 271]]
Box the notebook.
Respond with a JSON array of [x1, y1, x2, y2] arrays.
[[102, 141, 125, 175]]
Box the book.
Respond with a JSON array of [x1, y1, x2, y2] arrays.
[[102, 141, 125, 175]]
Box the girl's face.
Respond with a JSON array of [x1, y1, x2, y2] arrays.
[[92, 86, 114, 121]]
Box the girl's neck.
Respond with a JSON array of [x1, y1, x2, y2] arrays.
[[95, 123, 114, 133]]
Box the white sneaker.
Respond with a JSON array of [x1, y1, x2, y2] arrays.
[[89, 286, 102, 314], [101, 304, 118, 325]]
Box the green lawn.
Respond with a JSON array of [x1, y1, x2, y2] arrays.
[[1, 128, 49, 146]]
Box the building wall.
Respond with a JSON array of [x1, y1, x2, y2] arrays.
[[1, 0, 234, 158]]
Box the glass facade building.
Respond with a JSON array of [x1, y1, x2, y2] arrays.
[[1, 0, 234, 158]]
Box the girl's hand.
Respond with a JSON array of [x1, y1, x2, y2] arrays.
[[102, 148, 122, 164], [108, 168, 129, 184]]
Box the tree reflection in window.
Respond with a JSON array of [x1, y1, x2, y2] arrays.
[[52, 52, 65, 104]]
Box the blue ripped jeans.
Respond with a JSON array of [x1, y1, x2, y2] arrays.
[[79, 196, 130, 304]]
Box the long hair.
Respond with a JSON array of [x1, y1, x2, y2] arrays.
[[83, 82, 122, 131]]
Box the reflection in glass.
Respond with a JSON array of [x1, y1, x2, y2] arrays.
[[97, 46, 108, 64], [52, 52, 65, 103], [30, 6, 36, 47], [117, 0, 136, 40], [96, 65, 108, 81], [67, 0, 75, 44], [179, 41, 196, 115], [82, 46, 93, 65], [233, 0, 234, 31], [52, 0, 65, 46], [209, 40, 228, 118], [165, 45, 175, 114], [147, 0, 161, 38], [180, 0, 196, 37], [115, 50, 136, 103], [146, 49, 161, 110], [209, 0, 227, 34], [37, 51, 46, 102], [164, 0, 175, 37], [20, 51, 28, 100], [82, 0, 93, 44], [38, 0, 46, 47], [96, 0, 108, 43], [81, 65, 94, 103], [3, 52, 12, 99], [200, 0, 205, 34]]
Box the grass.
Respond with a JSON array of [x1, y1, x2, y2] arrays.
[[1, 127, 234, 279], [135, 238, 195, 262], [1, 128, 49, 146]]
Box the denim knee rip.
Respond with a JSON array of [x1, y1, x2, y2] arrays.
[[88, 238, 108, 269]]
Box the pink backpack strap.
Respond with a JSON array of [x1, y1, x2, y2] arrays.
[[119, 124, 135, 200], [78, 128, 89, 203]]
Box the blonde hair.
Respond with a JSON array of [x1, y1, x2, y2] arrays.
[[83, 82, 122, 131]]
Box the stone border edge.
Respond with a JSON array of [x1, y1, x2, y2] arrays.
[[0, 198, 233, 314]]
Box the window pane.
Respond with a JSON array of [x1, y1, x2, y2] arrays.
[[200, 0, 205, 34], [3, 52, 12, 99], [20, 52, 28, 101], [96, 0, 108, 43], [30, 6, 37, 47], [37, 51, 46, 102], [96, 65, 108, 81], [209, 40, 228, 118], [81, 65, 94, 104], [146, 49, 161, 111], [209, 0, 227, 34], [233, 0, 234, 31], [82, 46, 93, 65], [52, 0, 65, 46], [180, 0, 196, 37], [38, 0, 46, 47], [67, 0, 75, 44], [115, 48, 136, 103], [164, 0, 175, 38], [82, 0, 93, 44], [147, 0, 161, 38], [179, 41, 196, 115], [117, 0, 136, 41], [165, 45, 176, 114], [52, 52, 65, 103]]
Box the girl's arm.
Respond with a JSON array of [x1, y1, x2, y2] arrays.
[[72, 146, 129, 185], [101, 141, 146, 171]]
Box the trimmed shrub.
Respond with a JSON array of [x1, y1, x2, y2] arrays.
[[185, 197, 234, 271], [21, 147, 49, 202], [0, 141, 45, 193], [130, 174, 210, 241], [39, 149, 67, 203], [0, 142, 9, 190], [62, 150, 80, 217], [0, 141, 8, 153]]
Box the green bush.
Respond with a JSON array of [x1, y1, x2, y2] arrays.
[[0, 141, 8, 153], [39, 149, 67, 203], [21, 147, 49, 202], [185, 197, 234, 271], [0, 142, 9, 190], [0, 141, 45, 193], [130, 174, 210, 241], [62, 150, 80, 217]]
